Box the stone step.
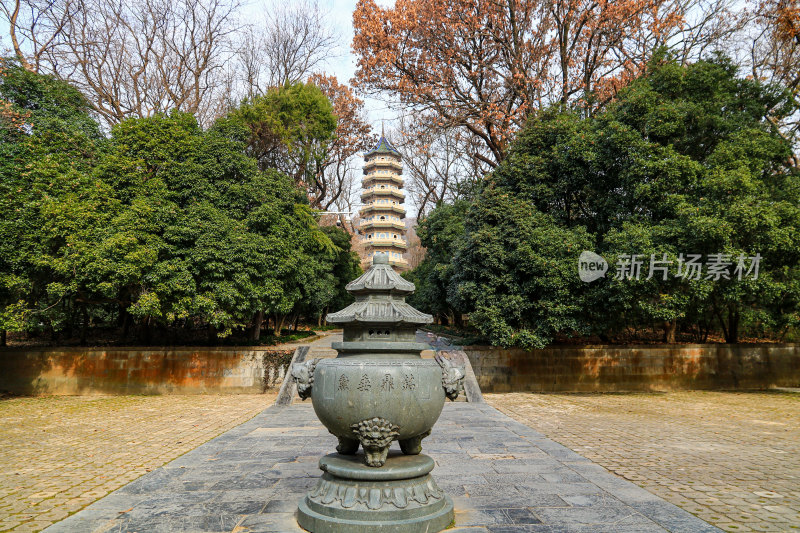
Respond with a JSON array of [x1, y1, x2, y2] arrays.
[[308, 348, 338, 359]]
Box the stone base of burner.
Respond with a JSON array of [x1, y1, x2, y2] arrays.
[[296, 452, 454, 533]]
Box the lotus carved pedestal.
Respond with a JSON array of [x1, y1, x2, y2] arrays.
[[292, 253, 464, 532]]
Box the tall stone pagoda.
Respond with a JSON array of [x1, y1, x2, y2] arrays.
[[360, 131, 408, 271]]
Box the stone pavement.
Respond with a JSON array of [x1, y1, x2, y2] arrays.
[[487, 392, 800, 532], [273, 331, 341, 360], [0, 395, 272, 533], [45, 402, 718, 533]]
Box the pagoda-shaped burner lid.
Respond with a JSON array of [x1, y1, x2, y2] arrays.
[[345, 254, 415, 295], [326, 254, 433, 327]]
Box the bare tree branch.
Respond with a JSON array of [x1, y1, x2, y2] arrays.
[[231, 0, 340, 99], [394, 114, 486, 218]]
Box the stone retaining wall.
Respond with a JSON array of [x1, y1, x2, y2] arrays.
[[464, 343, 800, 392], [0, 347, 294, 395], [5, 343, 799, 395]]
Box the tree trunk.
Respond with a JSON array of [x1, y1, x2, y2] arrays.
[[726, 306, 739, 344], [0, 329, 6, 347], [7, 1, 35, 71], [80, 305, 89, 346], [663, 319, 677, 344], [274, 314, 286, 336], [142, 318, 153, 345], [63, 299, 73, 339], [207, 324, 218, 345], [293, 314, 300, 332], [698, 315, 710, 343], [715, 303, 740, 344], [249, 310, 264, 342], [45, 319, 56, 341], [121, 311, 131, 341]]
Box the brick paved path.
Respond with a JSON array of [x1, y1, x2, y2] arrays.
[[486, 391, 800, 532], [0, 395, 272, 532], [45, 403, 717, 533]]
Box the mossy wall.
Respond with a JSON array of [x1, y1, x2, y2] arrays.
[[0, 347, 295, 395], [464, 344, 800, 392]]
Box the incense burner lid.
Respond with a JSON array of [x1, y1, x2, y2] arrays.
[[343, 254, 416, 295]]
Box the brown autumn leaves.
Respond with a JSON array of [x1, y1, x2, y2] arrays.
[[352, 0, 799, 172]]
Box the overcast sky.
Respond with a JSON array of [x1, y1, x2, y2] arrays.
[[244, 0, 408, 216], [244, 0, 399, 127]]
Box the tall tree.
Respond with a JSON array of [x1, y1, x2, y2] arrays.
[[353, 0, 546, 167], [352, 0, 688, 166], [483, 55, 800, 344], [52, 0, 240, 126], [230, 78, 377, 214], [749, 0, 800, 148], [405, 200, 471, 324], [232, 0, 340, 100], [0, 63, 345, 345], [448, 186, 593, 348], [0, 58, 108, 343], [308, 73, 376, 212], [228, 81, 337, 201], [0, 0, 72, 72], [94, 110, 337, 341], [394, 116, 485, 216]]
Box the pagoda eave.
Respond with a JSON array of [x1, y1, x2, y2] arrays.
[[361, 221, 405, 231], [325, 290, 433, 324], [360, 207, 406, 218]]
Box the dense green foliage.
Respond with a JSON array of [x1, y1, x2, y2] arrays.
[[0, 60, 360, 345], [411, 56, 800, 346], [227, 82, 337, 186], [405, 200, 469, 326], [448, 188, 593, 348]]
